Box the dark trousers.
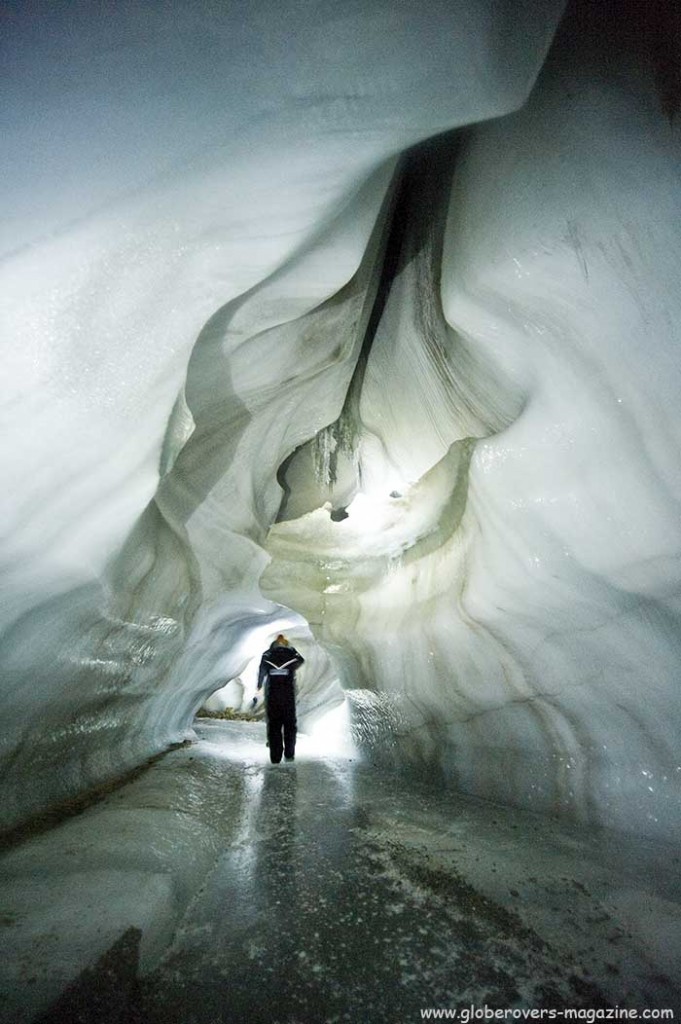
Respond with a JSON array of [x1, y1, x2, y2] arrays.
[[267, 710, 297, 763]]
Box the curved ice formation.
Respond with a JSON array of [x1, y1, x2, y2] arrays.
[[2, 0, 680, 843]]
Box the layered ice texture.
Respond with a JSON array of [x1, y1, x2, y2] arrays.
[[1, 0, 680, 841]]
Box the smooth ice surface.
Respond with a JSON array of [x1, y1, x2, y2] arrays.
[[1, 0, 680, 858], [2, 2, 681, 1017], [1, 723, 679, 1023], [262, 9, 681, 840], [0, 0, 568, 832]]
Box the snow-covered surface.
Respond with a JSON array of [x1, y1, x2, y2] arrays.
[[1, 723, 679, 1022]]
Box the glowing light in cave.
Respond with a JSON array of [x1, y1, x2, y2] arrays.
[[342, 485, 410, 533], [299, 699, 357, 759]]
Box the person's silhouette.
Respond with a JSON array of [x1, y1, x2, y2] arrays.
[[257, 634, 305, 763]]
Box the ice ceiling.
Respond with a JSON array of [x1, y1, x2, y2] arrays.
[[1, 0, 680, 842]]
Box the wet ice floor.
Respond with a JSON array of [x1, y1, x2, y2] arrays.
[[3, 720, 681, 1023], [141, 724, 681, 1024]]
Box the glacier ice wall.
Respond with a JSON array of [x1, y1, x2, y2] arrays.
[[263, 6, 681, 841], [0, 0, 563, 832], [3, 0, 680, 843]]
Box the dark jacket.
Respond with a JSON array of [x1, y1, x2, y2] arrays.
[[257, 643, 305, 705]]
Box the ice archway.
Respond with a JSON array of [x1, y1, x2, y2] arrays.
[[1, 0, 680, 843]]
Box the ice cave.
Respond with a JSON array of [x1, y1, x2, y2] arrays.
[[1, 0, 681, 1020]]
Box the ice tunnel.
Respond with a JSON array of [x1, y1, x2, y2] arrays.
[[1, 0, 681, 854]]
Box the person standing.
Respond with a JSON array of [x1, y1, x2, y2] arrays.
[[257, 634, 305, 763]]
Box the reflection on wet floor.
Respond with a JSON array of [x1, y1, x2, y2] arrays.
[[137, 723, 681, 1024], [19, 720, 681, 1024]]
